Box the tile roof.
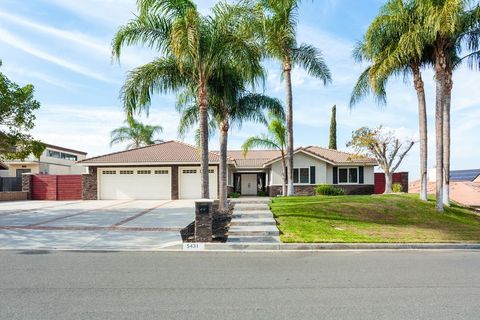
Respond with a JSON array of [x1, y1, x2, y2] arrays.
[[226, 150, 282, 168], [304, 146, 377, 165], [79, 141, 220, 165], [80, 141, 376, 168]]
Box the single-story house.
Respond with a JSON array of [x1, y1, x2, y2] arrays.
[[0, 143, 88, 178], [78, 141, 377, 200]]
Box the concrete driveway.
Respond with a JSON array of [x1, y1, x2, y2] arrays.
[[0, 200, 194, 250]]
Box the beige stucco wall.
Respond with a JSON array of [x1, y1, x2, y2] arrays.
[[0, 146, 87, 177], [325, 164, 374, 185], [269, 152, 328, 185]]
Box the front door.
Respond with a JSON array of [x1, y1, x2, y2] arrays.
[[241, 174, 257, 195]]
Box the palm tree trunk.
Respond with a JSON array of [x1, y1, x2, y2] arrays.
[[412, 64, 428, 202], [198, 81, 210, 199], [434, 50, 445, 213], [218, 116, 229, 212], [443, 69, 452, 207], [281, 152, 287, 196], [284, 60, 294, 197], [384, 171, 393, 194]]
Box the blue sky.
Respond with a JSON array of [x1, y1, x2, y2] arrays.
[[0, 0, 479, 179]]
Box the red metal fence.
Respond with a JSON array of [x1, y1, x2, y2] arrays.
[[374, 172, 409, 194], [32, 175, 82, 200]]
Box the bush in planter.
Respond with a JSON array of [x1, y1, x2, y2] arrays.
[[228, 192, 241, 198], [257, 190, 269, 197], [392, 183, 403, 193], [315, 184, 345, 196]]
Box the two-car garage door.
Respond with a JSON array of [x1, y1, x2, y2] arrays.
[[98, 166, 217, 200], [99, 167, 171, 200]]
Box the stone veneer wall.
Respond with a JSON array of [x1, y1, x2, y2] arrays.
[[82, 167, 97, 200], [268, 184, 374, 197]]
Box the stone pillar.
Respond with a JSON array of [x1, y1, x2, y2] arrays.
[[82, 167, 98, 200], [195, 199, 213, 242], [171, 165, 179, 200], [21, 173, 33, 200]]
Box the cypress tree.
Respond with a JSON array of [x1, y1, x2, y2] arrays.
[[329, 105, 337, 150]]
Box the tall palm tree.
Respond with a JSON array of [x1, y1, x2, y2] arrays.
[[369, 0, 480, 212], [259, 0, 331, 196], [242, 114, 287, 196], [110, 119, 163, 150], [177, 70, 284, 211], [112, 0, 262, 198], [350, 0, 430, 202]]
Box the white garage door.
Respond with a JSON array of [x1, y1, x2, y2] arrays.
[[99, 167, 171, 200], [179, 166, 218, 199]]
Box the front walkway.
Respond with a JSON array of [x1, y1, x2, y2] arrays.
[[0, 200, 194, 250], [227, 197, 280, 243]]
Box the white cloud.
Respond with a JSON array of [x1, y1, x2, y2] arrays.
[[2, 63, 74, 90], [0, 28, 112, 82]]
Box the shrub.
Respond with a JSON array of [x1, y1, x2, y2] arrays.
[[392, 183, 403, 193], [315, 184, 345, 196], [228, 192, 241, 198], [257, 190, 269, 197]]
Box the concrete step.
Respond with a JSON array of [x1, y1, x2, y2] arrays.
[[230, 218, 277, 226], [233, 203, 270, 211], [230, 198, 271, 204], [228, 225, 280, 237], [233, 209, 273, 215], [232, 212, 273, 219], [226, 236, 281, 243]]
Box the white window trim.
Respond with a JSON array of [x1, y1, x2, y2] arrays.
[[338, 167, 359, 185], [293, 167, 311, 185]]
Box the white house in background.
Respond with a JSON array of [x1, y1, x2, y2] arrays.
[[77, 140, 377, 200], [0, 144, 88, 178]]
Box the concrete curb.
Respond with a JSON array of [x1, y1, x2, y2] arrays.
[[2, 243, 480, 252], [199, 242, 480, 251]]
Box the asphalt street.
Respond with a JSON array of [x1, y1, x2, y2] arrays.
[[0, 250, 479, 319]]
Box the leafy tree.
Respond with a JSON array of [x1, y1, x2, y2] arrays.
[[259, 0, 331, 196], [0, 61, 41, 160], [110, 119, 163, 150], [242, 114, 287, 196], [350, 0, 430, 203], [347, 126, 414, 194], [328, 105, 337, 150], [112, 0, 262, 198]]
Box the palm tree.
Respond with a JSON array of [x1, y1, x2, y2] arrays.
[[110, 119, 163, 150], [177, 70, 284, 211], [112, 0, 262, 198], [366, 0, 480, 212], [242, 114, 287, 196], [259, 0, 331, 196], [350, 0, 430, 202]]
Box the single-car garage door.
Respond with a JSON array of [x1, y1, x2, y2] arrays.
[[99, 167, 171, 200], [179, 166, 217, 199]]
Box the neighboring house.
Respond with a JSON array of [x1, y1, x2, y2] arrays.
[[410, 168, 480, 208], [0, 144, 88, 178], [78, 141, 377, 200]]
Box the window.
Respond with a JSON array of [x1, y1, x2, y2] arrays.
[[137, 170, 151, 174], [293, 168, 310, 184], [338, 167, 358, 184], [120, 170, 134, 174], [103, 170, 116, 174], [47, 149, 78, 161], [154, 170, 169, 175], [183, 169, 197, 174]]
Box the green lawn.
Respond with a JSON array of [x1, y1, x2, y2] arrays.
[[270, 194, 480, 243]]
